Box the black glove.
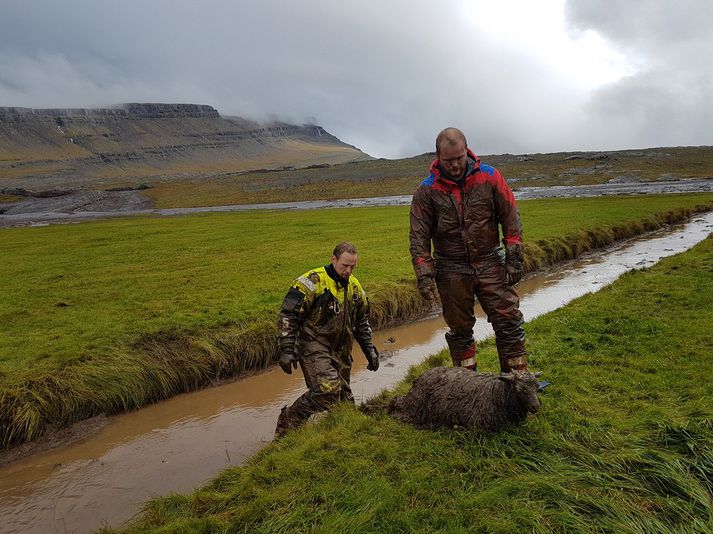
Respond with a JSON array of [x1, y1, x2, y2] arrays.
[[365, 345, 380, 372], [505, 261, 522, 286], [278, 351, 298, 374], [504, 245, 523, 286], [417, 275, 438, 301]]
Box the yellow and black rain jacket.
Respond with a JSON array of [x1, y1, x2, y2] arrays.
[[278, 264, 373, 362]]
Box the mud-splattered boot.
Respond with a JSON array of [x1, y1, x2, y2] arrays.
[[454, 345, 477, 371], [273, 400, 314, 440], [499, 352, 528, 373], [446, 331, 477, 371], [274, 405, 291, 440]]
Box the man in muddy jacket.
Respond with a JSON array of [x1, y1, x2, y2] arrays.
[[409, 127, 527, 373], [274, 241, 379, 438]]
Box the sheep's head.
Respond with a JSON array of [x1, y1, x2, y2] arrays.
[[499, 371, 542, 414]]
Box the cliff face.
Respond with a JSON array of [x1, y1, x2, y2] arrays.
[[0, 104, 369, 191], [0, 103, 220, 119]]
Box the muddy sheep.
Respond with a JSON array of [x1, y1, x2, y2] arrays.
[[388, 367, 541, 431]]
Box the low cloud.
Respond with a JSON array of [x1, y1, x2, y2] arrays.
[[1, 0, 710, 157]]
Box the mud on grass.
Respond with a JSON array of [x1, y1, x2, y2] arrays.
[[1, 194, 712, 447], [114, 237, 713, 533]]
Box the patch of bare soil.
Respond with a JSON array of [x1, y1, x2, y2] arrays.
[[0, 415, 109, 468]]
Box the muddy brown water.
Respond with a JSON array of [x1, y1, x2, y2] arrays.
[[1, 213, 712, 533]]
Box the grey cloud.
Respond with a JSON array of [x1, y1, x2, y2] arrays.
[[565, 0, 712, 50], [584, 71, 712, 149], [565, 0, 713, 150], [1, 0, 710, 158]]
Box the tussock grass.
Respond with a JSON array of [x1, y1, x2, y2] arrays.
[[115, 236, 713, 533], [0, 291, 432, 447], [1, 194, 712, 447], [368, 281, 434, 329], [521, 205, 702, 273], [0, 318, 279, 446]]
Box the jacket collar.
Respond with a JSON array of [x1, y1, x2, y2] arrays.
[[325, 263, 349, 288], [430, 148, 480, 185]]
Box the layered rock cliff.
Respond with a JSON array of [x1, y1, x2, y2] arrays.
[[0, 103, 370, 191], [0, 103, 221, 119]]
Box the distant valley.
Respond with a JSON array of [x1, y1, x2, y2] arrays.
[[1, 103, 713, 213]]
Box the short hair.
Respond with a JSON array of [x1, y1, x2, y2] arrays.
[[333, 241, 357, 258], [436, 127, 467, 153]]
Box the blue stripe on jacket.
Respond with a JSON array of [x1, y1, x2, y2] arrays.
[[479, 163, 495, 176], [420, 173, 435, 187]]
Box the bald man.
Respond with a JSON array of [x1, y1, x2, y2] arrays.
[[409, 128, 528, 373]]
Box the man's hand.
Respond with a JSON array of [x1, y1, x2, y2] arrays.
[[417, 275, 438, 301], [278, 351, 298, 374], [366, 345, 380, 372], [504, 244, 524, 286], [504, 262, 522, 286]]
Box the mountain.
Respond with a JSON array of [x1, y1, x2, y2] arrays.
[[0, 103, 370, 192]]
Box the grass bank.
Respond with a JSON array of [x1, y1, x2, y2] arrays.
[[116, 235, 713, 533], [1, 194, 712, 447]]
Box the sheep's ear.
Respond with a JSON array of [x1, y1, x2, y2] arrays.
[[498, 373, 516, 382], [533, 371, 543, 377]]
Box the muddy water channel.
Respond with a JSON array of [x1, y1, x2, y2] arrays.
[[2, 213, 712, 534]]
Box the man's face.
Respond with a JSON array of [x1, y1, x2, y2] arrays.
[[331, 252, 358, 279], [438, 141, 468, 180]]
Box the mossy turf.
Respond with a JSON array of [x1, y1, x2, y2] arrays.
[[116, 236, 713, 534], [0, 193, 711, 446]]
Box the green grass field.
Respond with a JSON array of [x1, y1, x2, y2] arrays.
[[115, 235, 713, 533], [1, 193, 712, 446]]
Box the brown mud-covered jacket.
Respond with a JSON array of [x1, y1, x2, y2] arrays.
[[409, 149, 523, 278], [278, 264, 373, 362]]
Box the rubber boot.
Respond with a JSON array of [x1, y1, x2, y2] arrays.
[[455, 345, 477, 371], [273, 401, 313, 439], [445, 331, 477, 371], [274, 405, 291, 439], [499, 353, 528, 373]]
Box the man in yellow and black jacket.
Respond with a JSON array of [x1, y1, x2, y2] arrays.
[[274, 242, 379, 438]]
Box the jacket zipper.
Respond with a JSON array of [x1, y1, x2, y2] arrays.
[[332, 282, 350, 355], [451, 184, 471, 264]]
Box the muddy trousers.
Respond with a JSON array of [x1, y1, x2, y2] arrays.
[[275, 348, 353, 438], [436, 261, 527, 373]]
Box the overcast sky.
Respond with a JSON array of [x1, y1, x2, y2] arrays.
[[1, 0, 711, 158]]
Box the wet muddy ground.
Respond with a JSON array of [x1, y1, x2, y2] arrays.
[[1, 178, 712, 228], [1, 212, 711, 534]]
